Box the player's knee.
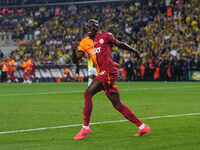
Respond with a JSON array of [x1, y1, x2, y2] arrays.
[[112, 101, 121, 108], [110, 97, 121, 108], [107, 93, 121, 107]]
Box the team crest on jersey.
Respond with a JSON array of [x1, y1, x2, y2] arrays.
[[99, 39, 104, 44]]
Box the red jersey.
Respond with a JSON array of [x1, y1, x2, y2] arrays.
[[93, 32, 119, 74]]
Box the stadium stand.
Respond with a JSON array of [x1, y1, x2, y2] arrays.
[[0, 0, 200, 82]]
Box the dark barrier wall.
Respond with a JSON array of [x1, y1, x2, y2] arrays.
[[1, 64, 200, 83]]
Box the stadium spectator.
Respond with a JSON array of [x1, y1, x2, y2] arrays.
[[0, 0, 200, 82], [8, 56, 16, 82]]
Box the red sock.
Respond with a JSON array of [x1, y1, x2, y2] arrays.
[[115, 103, 143, 127], [83, 92, 93, 126]]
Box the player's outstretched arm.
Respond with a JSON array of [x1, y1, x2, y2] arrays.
[[114, 40, 140, 59], [72, 42, 84, 64]]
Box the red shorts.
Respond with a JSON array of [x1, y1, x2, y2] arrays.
[[96, 71, 119, 96]]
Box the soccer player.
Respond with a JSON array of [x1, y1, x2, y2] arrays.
[[26, 57, 33, 83], [76, 36, 97, 85], [8, 56, 16, 83], [72, 19, 150, 140], [20, 57, 32, 83], [20, 58, 28, 83]]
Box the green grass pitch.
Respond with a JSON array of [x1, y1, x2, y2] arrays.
[[0, 82, 200, 150]]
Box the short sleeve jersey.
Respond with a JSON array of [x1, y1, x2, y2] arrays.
[[26, 59, 32, 71], [21, 61, 27, 69], [8, 59, 16, 71], [1, 61, 9, 72], [93, 32, 119, 74], [78, 36, 100, 74]]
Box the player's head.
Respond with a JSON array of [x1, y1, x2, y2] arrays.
[[87, 19, 99, 37]]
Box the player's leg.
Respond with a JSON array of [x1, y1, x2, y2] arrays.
[[7, 71, 11, 83], [23, 71, 27, 83], [88, 74, 93, 86], [88, 67, 97, 86], [84, 68, 98, 126], [106, 92, 150, 136], [31, 70, 35, 82], [10, 71, 15, 82], [83, 79, 103, 125], [74, 79, 103, 140], [26, 71, 32, 83], [106, 92, 143, 126]]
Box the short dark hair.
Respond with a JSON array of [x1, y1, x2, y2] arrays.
[[88, 19, 99, 27]]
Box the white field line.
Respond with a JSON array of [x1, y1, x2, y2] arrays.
[[0, 85, 200, 97], [0, 112, 199, 135]]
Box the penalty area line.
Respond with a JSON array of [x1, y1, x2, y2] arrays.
[[0, 112, 200, 135]]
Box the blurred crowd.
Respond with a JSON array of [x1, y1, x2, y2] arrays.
[[0, 0, 166, 64], [0, 0, 200, 82]]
